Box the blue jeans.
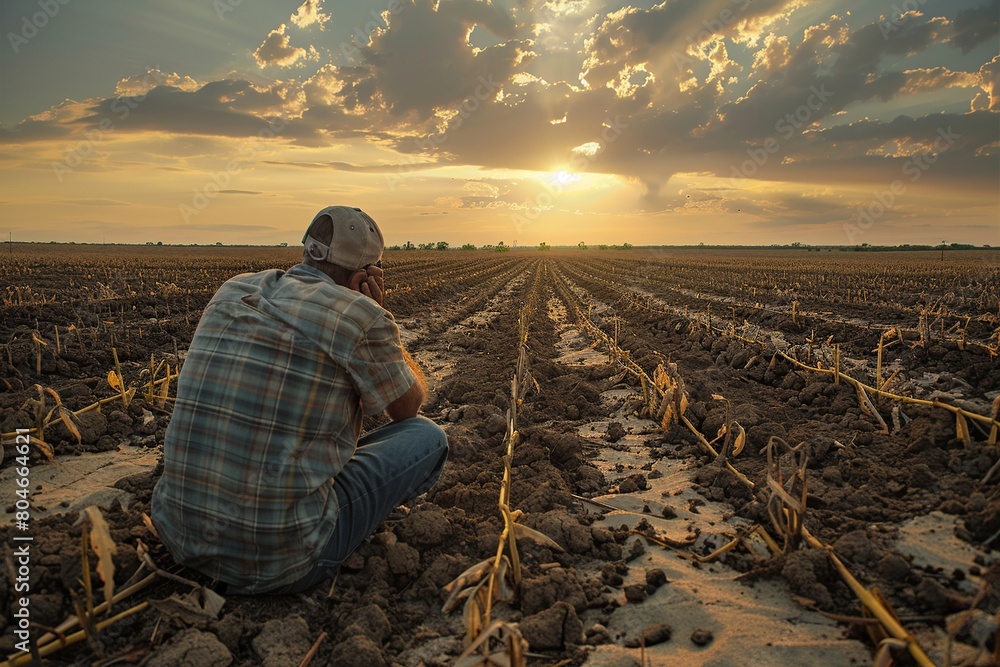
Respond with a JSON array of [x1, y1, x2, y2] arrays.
[[263, 415, 448, 594]]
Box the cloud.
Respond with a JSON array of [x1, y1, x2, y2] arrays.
[[580, 0, 800, 93], [115, 69, 200, 97], [253, 24, 319, 68], [0, 79, 318, 146], [976, 55, 1000, 110], [950, 0, 999, 54], [356, 0, 528, 117], [290, 0, 331, 30], [751, 34, 791, 76], [59, 198, 130, 206], [1, 0, 996, 237], [261, 159, 441, 173], [896, 67, 981, 95]]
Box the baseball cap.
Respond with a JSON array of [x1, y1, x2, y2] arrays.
[[302, 206, 384, 271]]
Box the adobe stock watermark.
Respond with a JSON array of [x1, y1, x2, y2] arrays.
[[877, 0, 929, 40], [729, 84, 833, 184], [384, 74, 501, 192], [52, 71, 157, 183], [178, 117, 288, 223], [7, 0, 71, 54], [8, 429, 34, 654], [511, 116, 629, 234], [843, 126, 960, 244]]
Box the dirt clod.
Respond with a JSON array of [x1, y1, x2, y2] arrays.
[[251, 615, 311, 667], [520, 601, 584, 650], [624, 623, 672, 648], [623, 584, 648, 603], [146, 629, 232, 667], [690, 627, 714, 646], [329, 635, 387, 667]]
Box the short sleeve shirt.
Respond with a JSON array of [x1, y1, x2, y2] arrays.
[[151, 263, 415, 592]]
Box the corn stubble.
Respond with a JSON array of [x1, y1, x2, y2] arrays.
[[550, 263, 952, 665], [444, 290, 561, 667]]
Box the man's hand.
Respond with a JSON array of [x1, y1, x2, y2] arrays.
[[348, 264, 384, 306]]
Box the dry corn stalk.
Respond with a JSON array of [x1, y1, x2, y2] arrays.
[[989, 396, 999, 447], [854, 384, 889, 434], [709, 394, 746, 459], [918, 310, 931, 348], [1, 602, 150, 667], [108, 348, 133, 407], [31, 331, 47, 375], [75, 506, 117, 608], [765, 437, 808, 553], [801, 524, 934, 666], [955, 412, 973, 448], [445, 297, 559, 665], [453, 621, 527, 667], [650, 362, 688, 429], [777, 349, 998, 435]]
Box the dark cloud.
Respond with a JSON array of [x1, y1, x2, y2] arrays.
[[0, 116, 74, 143], [357, 0, 528, 117], [0, 81, 319, 144], [950, 0, 1000, 54]]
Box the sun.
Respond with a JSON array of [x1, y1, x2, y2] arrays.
[[548, 170, 581, 186]]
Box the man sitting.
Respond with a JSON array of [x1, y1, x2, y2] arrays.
[[152, 206, 448, 594]]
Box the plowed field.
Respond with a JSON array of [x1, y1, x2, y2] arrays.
[[2, 245, 998, 667]]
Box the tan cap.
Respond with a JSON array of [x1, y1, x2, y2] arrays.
[[302, 206, 384, 271]]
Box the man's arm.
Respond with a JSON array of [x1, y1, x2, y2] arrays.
[[349, 263, 424, 420], [385, 348, 427, 422]]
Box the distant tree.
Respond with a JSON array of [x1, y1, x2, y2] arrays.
[[578, 241, 587, 250], [418, 242, 433, 250], [404, 241, 415, 250], [494, 242, 510, 252], [435, 241, 449, 250], [158, 241, 164, 246], [278, 242, 287, 247], [621, 242, 633, 250], [538, 242, 550, 251], [461, 243, 477, 250], [216, 241, 223, 246], [598, 244, 609, 250], [145, 241, 154, 245]]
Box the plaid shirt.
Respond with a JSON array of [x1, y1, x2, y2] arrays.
[[151, 263, 415, 592]]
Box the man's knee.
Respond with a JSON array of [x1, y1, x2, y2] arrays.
[[397, 415, 448, 454], [416, 415, 449, 454]]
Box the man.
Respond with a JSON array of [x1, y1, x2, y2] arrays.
[[152, 206, 448, 594]]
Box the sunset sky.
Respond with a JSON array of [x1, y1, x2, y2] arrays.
[[1, 0, 998, 247]]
